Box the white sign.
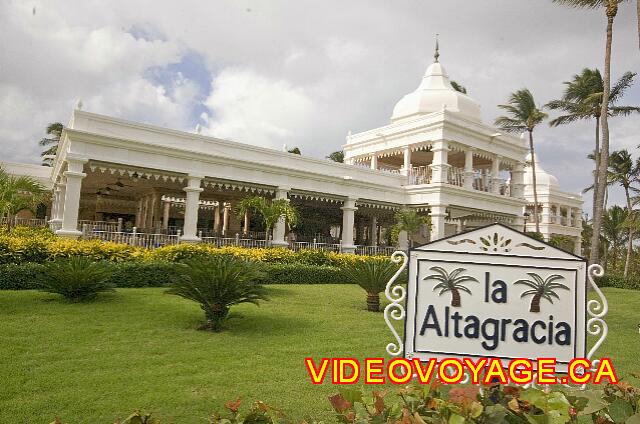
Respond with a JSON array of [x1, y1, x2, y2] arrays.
[[402, 224, 587, 373]]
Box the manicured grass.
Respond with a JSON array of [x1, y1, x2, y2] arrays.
[[0, 286, 637, 423]]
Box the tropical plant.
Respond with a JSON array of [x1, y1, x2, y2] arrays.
[[392, 208, 430, 247], [0, 167, 48, 229], [423, 266, 479, 307], [515, 272, 569, 313], [236, 196, 299, 242], [548, 234, 575, 253], [166, 257, 268, 331], [494, 89, 548, 232], [552, 0, 627, 265], [547, 69, 640, 237], [342, 259, 401, 312], [607, 149, 639, 276], [327, 151, 344, 163], [37, 256, 115, 302], [39, 122, 63, 166], [601, 205, 628, 270], [450, 80, 467, 94]]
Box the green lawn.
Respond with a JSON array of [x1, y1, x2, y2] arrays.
[[0, 286, 638, 423]]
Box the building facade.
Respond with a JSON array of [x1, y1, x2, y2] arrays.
[[3, 57, 583, 254]]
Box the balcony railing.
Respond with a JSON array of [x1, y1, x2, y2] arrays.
[[408, 166, 431, 185], [1, 217, 49, 227], [83, 230, 180, 247]]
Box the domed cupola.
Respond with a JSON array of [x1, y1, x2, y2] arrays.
[[523, 152, 559, 188], [391, 46, 482, 123]]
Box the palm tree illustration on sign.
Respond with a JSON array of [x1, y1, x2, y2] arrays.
[[515, 273, 570, 313], [424, 266, 479, 307]]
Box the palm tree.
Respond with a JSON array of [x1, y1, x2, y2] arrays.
[[39, 122, 63, 166], [0, 167, 47, 229], [495, 89, 548, 232], [601, 205, 628, 270], [236, 196, 299, 242], [607, 150, 639, 276], [166, 257, 268, 331], [392, 208, 430, 247], [451, 81, 467, 94], [515, 273, 570, 313], [327, 151, 344, 163], [423, 266, 479, 307], [342, 259, 401, 312], [552, 0, 626, 265], [547, 69, 640, 236]]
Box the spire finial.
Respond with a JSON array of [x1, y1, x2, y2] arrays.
[[434, 34, 440, 63]]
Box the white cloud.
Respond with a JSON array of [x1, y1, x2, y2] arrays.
[[202, 68, 313, 149], [1, 0, 638, 215]]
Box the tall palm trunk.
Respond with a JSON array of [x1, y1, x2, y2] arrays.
[[591, 2, 617, 266], [528, 130, 541, 233], [529, 294, 541, 313], [450, 288, 461, 307], [624, 185, 633, 277], [592, 117, 600, 227]]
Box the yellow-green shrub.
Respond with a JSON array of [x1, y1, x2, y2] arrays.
[[0, 228, 394, 267]]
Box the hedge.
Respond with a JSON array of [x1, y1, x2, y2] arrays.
[[0, 261, 355, 290], [596, 273, 640, 290], [258, 263, 346, 284], [0, 262, 46, 290]]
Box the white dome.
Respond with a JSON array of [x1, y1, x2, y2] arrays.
[[523, 153, 559, 188], [391, 61, 482, 122]]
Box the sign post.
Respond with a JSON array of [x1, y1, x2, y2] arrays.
[[384, 223, 608, 386]]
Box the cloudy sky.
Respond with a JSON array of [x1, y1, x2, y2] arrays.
[[1, 0, 638, 214]]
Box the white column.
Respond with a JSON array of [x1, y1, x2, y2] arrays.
[[148, 194, 158, 230], [340, 198, 358, 253], [222, 202, 230, 236], [491, 155, 501, 194], [574, 236, 582, 257], [57, 182, 66, 222], [400, 146, 411, 176], [541, 203, 551, 225], [162, 200, 171, 229], [463, 149, 474, 189], [135, 199, 143, 227], [510, 162, 525, 199], [370, 216, 378, 246], [213, 203, 221, 234], [429, 140, 450, 184], [370, 154, 378, 170], [243, 210, 250, 235], [429, 204, 448, 241], [180, 176, 203, 243], [272, 188, 290, 247], [56, 158, 88, 239], [49, 183, 63, 225]]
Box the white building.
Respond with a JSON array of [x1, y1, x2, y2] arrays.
[[3, 55, 583, 254]]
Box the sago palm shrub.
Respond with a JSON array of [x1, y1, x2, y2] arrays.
[[167, 257, 268, 331], [37, 256, 115, 302], [342, 259, 401, 312]]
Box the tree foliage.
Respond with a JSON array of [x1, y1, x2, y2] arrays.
[[236, 196, 299, 241], [0, 167, 48, 229]]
